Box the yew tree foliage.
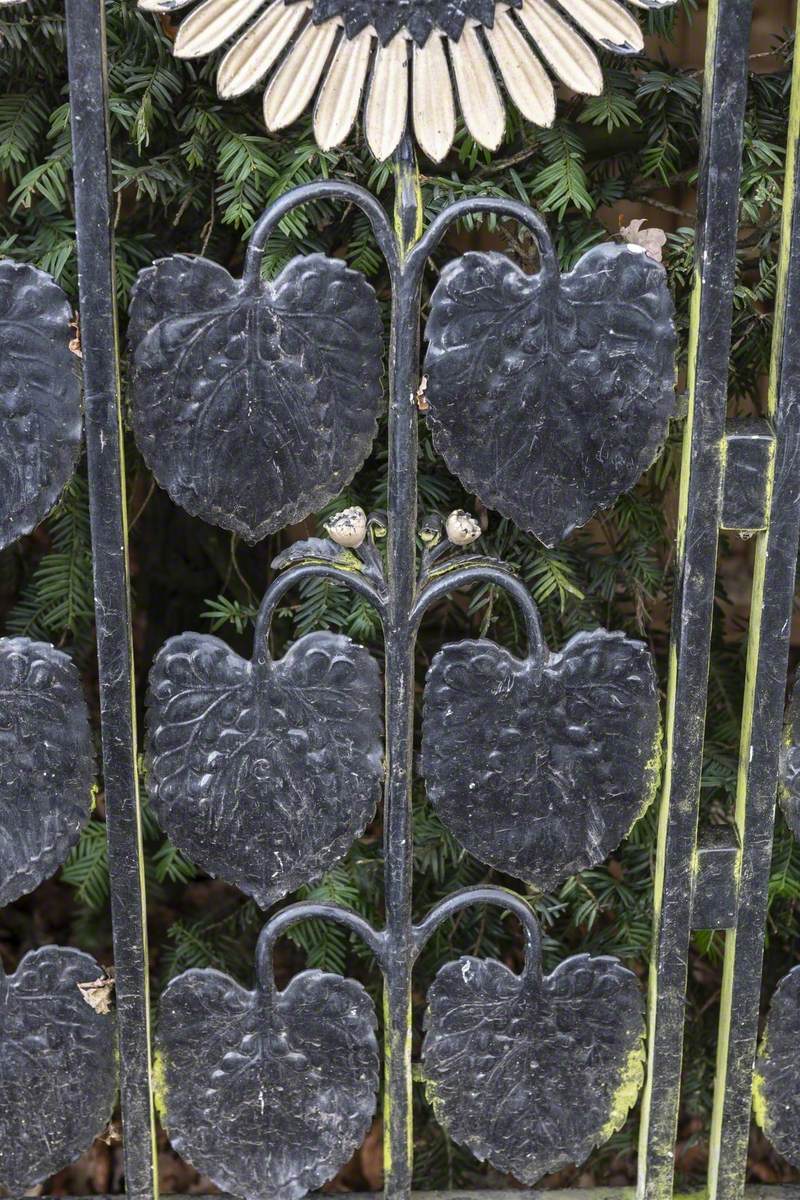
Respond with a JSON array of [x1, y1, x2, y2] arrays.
[[0, 0, 798, 1185]]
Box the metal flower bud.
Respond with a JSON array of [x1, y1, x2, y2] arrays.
[[324, 506, 367, 548], [445, 509, 481, 547]]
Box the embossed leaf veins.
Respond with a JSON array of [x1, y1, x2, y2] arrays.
[[423, 243, 677, 545], [158, 967, 379, 1200], [0, 948, 117, 1191], [146, 630, 384, 907], [421, 630, 661, 890], [128, 254, 383, 542], [755, 966, 800, 1167], [779, 673, 800, 840], [0, 638, 95, 907], [423, 952, 645, 1181], [0, 261, 82, 550]]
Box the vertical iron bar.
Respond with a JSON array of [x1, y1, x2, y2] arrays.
[[382, 137, 423, 1199], [707, 10, 800, 1194], [637, 2, 752, 1196], [65, 3, 158, 1198]]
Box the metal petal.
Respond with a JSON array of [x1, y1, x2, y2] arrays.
[[448, 25, 505, 151], [137, 0, 195, 12], [516, 0, 603, 95], [551, 0, 644, 53], [263, 16, 339, 131], [365, 33, 409, 161], [174, 0, 270, 57], [412, 32, 456, 163], [314, 26, 373, 150], [217, 0, 309, 97], [484, 9, 554, 126]]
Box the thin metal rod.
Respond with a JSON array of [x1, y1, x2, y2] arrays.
[[707, 9, 800, 1193], [64, 3, 158, 1197], [382, 136, 424, 1200], [637, 2, 753, 1196]]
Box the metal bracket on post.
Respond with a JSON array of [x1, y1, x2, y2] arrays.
[[722, 419, 775, 535], [692, 826, 740, 931]]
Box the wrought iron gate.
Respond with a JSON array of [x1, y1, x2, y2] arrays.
[[2, 0, 800, 1198]]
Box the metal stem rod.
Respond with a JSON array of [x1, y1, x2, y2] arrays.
[[637, 2, 752, 1195], [65, 2, 158, 1197], [382, 136, 424, 1200], [708, 6, 800, 1192]]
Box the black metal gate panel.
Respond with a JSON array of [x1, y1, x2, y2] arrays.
[[2, 1, 800, 1198]]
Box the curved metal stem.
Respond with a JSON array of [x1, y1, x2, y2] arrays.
[[255, 902, 386, 995], [406, 196, 559, 288], [412, 886, 542, 980], [411, 566, 547, 665], [243, 181, 398, 287], [252, 564, 386, 667]]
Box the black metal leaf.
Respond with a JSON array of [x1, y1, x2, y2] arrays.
[[423, 243, 677, 546], [779, 673, 800, 839], [295, 0, 519, 45], [0, 947, 116, 1191], [421, 630, 661, 890], [422, 948, 645, 1181], [271, 536, 361, 571], [0, 637, 95, 907], [0, 261, 82, 551], [146, 630, 383, 908], [128, 253, 383, 543], [158, 966, 379, 1200], [754, 966, 800, 1166]]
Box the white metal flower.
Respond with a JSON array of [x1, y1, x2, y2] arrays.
[[325, 505, 367, 547], [446, 509, 481, 546], [140, 0, 677, 162]]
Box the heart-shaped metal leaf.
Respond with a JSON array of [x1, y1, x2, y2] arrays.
[[0, 947, 116, 1191], [421, 629, 661, 890], [754, 966, 800, 1166], [128, 253, 383, 542], [0, 638, 95, 907], [423, 242, 677, 545], [0, 261, 82, 551], [779, 674, 800, 840], [158, 965, 379, 1200], [423, 946, 645, 1182], [146, 629, 383, 907]]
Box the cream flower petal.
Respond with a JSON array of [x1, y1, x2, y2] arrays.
[[516, 0, 603, 95], [365, 33, 409, 160], [138, 0, 195, 12], [140, 0, 676, 155], [174, 0, 270, 58], [217, 0, 310, 96], [314, 26, 372, 150], [263, 17, 339, 130], [552, 0, 643, 53], [413, 32, 457, 162], [448, 24, 505, 151], [484, 9, 554, 126]]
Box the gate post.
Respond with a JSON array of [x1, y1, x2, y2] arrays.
[[65, 2, 158, 1196], [708, 7, 800, 1193], [637, 2, 753, 1195]]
